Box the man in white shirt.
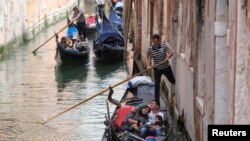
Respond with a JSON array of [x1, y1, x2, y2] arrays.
[[140, 99, 164, 138]]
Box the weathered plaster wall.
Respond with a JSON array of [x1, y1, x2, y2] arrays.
[[174, 0, 195, 140], [152, 0, 160, 34], [162, 0, 177, 106], [234, 0, 250, 124], [227, 0, 237, 124], [176, 57, 195, 141], [125, 0, 250, 140], [25, 0, 77, 39], [227, 0, 250, 125], [0, 0, 27, 45], [246, 0, 250, 123], [198, 1, 216, 141], [214, 0, 229, 124], [141, 0, 150, 63], [0, 0, 77, 55]]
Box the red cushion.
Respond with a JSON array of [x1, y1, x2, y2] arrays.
[[86, 16, 96, 24], [114, 105, 135, 127]]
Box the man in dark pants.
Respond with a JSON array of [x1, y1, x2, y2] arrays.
[[72, 6, 86, 39], [147, 34, 175, 103]]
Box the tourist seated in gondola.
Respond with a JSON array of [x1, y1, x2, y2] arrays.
[[64, 39, 75, 50], [73, 35, 89, 52], [140, 99, 165, 138], [55, 33, 75, 51], [55, 34, 68, 48], [152, 115, 163, 128], [119, 105, 151, 135]]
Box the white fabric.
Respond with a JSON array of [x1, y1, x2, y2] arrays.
[[114, 1, 124, 9], [148, 111, 164, 124], [96, 0, 104, 4], [127, 76, 154, 88]]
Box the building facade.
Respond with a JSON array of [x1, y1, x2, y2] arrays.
[[124, 0, 250, 141]]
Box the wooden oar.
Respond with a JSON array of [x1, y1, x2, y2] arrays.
[[32, 6, 96, 54], [41, 61, 166, 125]]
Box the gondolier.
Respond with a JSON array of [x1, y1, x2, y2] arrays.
[[147, 34, 175, 103], [72, 6, 86, 39]]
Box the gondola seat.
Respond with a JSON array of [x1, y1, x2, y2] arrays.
[[114, 105, 135, 128]]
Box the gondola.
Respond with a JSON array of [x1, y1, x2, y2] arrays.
[[102, 76, 170, 141], [109, 8, 124, 33], [93, 7, 124, 61], [55, 42, 90, 65], [55, 18, 90, 65]]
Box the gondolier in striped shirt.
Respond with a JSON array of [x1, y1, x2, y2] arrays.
[[147, 34, 175, 103]]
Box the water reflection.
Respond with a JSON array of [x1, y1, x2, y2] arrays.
[[0, 1, 131, 141], [93, 60, 124, 78], [55, 65, 88, 91]]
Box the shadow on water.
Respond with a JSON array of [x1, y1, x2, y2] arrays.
[[55, 65, 88, 91], [58, 57, 90, 66], [93, 60, 124, 78], [86, 31, 97, 40]]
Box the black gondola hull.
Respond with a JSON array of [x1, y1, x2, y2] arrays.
[[56, 45, 90, 65], [93, 46, 124, 61]]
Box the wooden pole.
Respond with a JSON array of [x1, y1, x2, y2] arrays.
[[41, 62, 165, 124], [32, 6, 95, 54]]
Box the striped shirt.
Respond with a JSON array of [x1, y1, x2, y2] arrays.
[[147, 42, 169, 70]]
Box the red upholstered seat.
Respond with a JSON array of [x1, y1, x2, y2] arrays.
[[114, 105, 135, 128], [86, 16, 96, 25]]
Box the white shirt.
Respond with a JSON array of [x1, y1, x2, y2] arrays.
[[74, 41, 89, 48], [148, 111, 164, 124]]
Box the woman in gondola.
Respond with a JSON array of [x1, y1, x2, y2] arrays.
[[119, 105, 151, 134]]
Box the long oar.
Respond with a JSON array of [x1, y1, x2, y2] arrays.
[[41, 62, 166, 125], [32, 6, 96, 54]]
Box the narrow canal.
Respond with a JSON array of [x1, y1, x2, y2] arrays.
[[0, 1, 132, 141]]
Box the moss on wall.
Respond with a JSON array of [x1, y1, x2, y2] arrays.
[[0, 1, 78, 57], [44, 15, 49, 28], [0, 31, 29, 60], [0, 45, 4, 54], [0, 41, 17, 60]]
